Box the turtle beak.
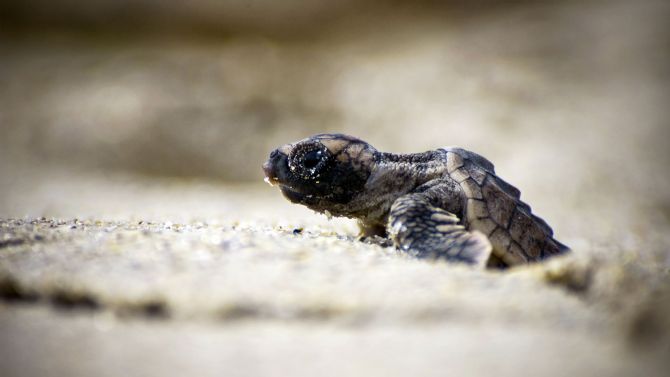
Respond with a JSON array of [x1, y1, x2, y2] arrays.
[[262, 160, 279, 186], [262, 147, 290, 187]]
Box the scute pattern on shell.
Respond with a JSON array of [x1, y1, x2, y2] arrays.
[[443, 148, 567, 265]]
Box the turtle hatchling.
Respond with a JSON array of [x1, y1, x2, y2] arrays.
[[262, 134, 569, 268]]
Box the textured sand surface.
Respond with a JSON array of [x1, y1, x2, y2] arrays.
[[0, 166, 669, 377]]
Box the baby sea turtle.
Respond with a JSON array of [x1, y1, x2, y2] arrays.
[[262, 134, 569, 268]]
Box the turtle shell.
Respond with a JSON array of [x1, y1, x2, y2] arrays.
[[441, 147, 569, 266]]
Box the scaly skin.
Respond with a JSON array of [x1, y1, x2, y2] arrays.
[[263, 134, 569, 268]]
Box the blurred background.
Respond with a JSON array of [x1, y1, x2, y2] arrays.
[[0, 0, 669, 226]]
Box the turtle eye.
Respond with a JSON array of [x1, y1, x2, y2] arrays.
[[303, 149, 323, 169], [288, 142, 329, 179]]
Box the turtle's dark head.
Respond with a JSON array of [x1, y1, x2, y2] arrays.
[[262, 134, 377, 214]]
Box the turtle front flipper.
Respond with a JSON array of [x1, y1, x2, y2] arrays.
[[388, 193, 492, 267]]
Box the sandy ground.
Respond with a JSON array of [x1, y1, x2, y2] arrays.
[[0, 163, 669, 377]]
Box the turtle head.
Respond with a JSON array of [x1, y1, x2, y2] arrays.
[[262, 134, 377, 214]]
